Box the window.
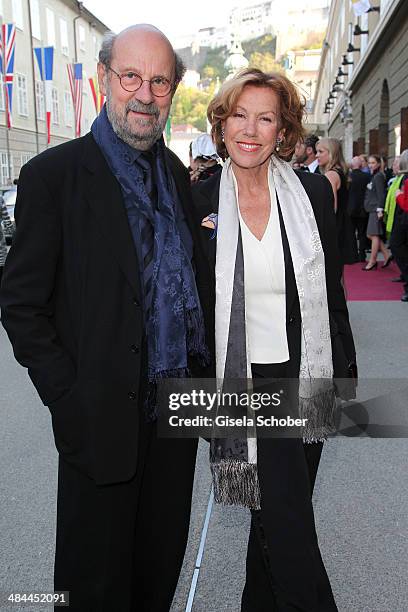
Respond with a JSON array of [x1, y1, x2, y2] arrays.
[[35, 81, 45, 120], [16, 74, 28, 116], [79, 25, 86, 51], [92, 34, 99, 60], [51, 87, 59, 124], [21, 153, 32, 166], [46, 8, 56, 46], [60, 18, 69, 55], [0, 152, 13, 184], [12, 0, 23, 30], [64, 91, 73, 127], [30, 0, 41, 39]]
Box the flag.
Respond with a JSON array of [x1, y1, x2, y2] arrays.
[[34, 46, 54, 144], [0, 24, 16, 129], [351, 0, 372, 16], [88, 75, 105, 114], [67, 63, 83, 137]]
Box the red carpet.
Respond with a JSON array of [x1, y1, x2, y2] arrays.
[[344, 261, 404, 301]]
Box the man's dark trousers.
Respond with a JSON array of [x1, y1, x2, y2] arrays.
[[55, 410, 197, 611]]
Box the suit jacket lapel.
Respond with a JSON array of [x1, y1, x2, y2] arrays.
[[82, 134, 141, 298]]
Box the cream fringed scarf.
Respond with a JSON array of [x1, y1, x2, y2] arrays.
[[211, 156, 336, 510]]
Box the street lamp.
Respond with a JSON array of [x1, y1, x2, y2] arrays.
[[342, 54, 354, 66], [353, 24, 369, 36]]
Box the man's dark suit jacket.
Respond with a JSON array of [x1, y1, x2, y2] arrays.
[[0, 133, 211, 485], [348, 169, 370, 218], [192, 169, 356, 383]]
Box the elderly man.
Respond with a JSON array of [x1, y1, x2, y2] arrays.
[[293, 134, 321, 174], [348, 155, 371, 262], [0, 25, 210, 611]]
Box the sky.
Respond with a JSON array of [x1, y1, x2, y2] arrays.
[[83, 0, 244, 43]]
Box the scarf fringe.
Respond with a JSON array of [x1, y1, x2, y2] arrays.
[[300, 386, 337, 443], [186, 306, 211, 366], [210, 459, 261, 510]]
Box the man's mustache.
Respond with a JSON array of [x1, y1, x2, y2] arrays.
[[126, 100, 159, 117]]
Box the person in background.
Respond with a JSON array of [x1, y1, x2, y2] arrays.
[[316, 137, 358, 268], [188, 140, 199, 174], [189, 133, 222, 183], [390, 149, 408, 300], [359, 154, 370, 174], [384, 156, 402, 242], [0, 194, 14, 285], [381, 155, 393, 183], [363, 154, 392, 270], [348, 156, 370, 262], [293, 134, 321, 173]]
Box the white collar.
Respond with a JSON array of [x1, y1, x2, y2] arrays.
[[307, 158, 319, 173]]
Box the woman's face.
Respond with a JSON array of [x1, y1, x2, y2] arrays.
[[222, 85, 284, 170], [316, 144, 329, 167], [368, 157, 380, 173]]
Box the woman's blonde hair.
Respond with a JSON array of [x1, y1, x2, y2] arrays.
[[207, 68, 306, 161], [317, 137, 348, 176]]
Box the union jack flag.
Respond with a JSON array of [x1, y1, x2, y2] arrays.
[[67, 63, 83, 138], [0, 24, 16, 129]]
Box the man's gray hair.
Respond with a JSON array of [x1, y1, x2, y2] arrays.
[[399, 149, 408, 173], [98, 30, 186, 90]]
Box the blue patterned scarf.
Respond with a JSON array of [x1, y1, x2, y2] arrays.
[[92, 106, 209, 416]]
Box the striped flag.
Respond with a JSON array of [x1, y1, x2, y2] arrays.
[[88, 75, 105, 114], [34, 47, 54, 144], [0, 24, 16, 129], [67, 63, 83, 137], [351, 0, 372, 16]]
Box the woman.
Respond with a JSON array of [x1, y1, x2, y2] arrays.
[[363, 154, 391, 270], [316, 137, 358, 266], [193, 68, 356, 611]]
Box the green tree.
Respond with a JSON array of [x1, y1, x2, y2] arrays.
[[248, 51, 284, 74], [171, 84, 212, 131]]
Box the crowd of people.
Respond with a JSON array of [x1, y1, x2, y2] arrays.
[[188, 128, 408, 301]]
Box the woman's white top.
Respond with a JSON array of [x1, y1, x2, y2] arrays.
[[237, 183, 289, 364]]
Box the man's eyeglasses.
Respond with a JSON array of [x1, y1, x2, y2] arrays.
[[108, 67, 173, 97]]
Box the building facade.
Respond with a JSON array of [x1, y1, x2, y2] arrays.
[[313, 0, 408, 162], [0, 0, 108, 184]]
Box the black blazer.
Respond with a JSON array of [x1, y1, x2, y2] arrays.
[[0, 133, 211, 485], [348, 169, 370, 218], [192, 170, 356, 382]]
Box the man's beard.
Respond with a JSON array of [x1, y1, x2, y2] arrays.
[[106, 88, 168, 150], [295, 151, 308, 164]]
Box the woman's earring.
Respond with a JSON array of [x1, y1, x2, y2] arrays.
[[275, 138, 282, 152], [221, 128, 225, 142]]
